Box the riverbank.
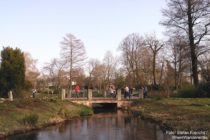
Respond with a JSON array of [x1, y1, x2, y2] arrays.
[[0, 98, 93, 138], [130, 98, 210, 138]]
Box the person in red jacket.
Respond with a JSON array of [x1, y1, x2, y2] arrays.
[[75, 85, 80, 98]]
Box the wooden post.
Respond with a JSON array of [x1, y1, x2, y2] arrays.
[[8, 90, 13, 101], [88, 89, 92, 100], [61, 89, 66, 100], [117, 89, 121, 101]]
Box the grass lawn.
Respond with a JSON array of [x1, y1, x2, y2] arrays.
[[131, 98, 210, 134], [0, 95, 92, 138]]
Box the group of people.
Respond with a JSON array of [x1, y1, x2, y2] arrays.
[[124, 85, 148, 99], [108, 85, 148, 99], [31, 85, 81, 98], [31, 84, 148, 99], [74, 85, 148, 99]]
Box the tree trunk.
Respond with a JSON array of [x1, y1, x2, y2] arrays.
[[153, 53, 157, 85], [159, 61, 164, 85], [69, 45, 73, 97], [69, 69, 72, 97], [174, 60, 177, 89], [187, 0, 199, 85]]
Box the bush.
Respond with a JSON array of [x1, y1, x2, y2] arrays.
[[177, 82, 210, 98], [22, 114, 39, 126], [196, 82, 210, 97], [177, 85, 197, 98], [151, 84, 160, 90], [80, 107, 93, 116]]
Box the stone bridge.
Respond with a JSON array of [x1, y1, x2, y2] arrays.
[[62, 89, 140, 108]]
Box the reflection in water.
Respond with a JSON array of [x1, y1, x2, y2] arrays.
[[4, 110, 171, 140], [4, 133, 38, 140]]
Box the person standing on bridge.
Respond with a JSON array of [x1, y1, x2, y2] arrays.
[[32, 89, 37, 98], [143, 85, 148, 98], [109, 86, 115, 98], [124, 86, 129, 99], [75, 85, 80, 98]]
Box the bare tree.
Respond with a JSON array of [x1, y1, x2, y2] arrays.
[[119, 33, 145, 87], [42, 58, 66, 93], [87, 58, 100, 88], [168, 36, 190, 88], [161, 0, 210, 85], [72, 68, 86, 87], [92, 63, 107, 91], [114, 67, 126, 89], [199, 53, 210, 82], [60, 33, 86, 94], [103, 51, 116, 86], [24, 52, 39, 88], [145, 33, 164, 86], [138, 47, 153, 85]]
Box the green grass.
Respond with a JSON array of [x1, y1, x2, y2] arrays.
[[0, 96, 93, 137], [22, 114, 39, 126], [131, 98, 210, 132]]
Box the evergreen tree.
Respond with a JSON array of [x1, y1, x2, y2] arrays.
[[0, 47, 25, 97]]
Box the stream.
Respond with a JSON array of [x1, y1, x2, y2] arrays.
[[4, 108, 171, 140]]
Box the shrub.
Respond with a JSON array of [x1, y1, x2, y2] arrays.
[[196, 82, 210, 97], [80, 107, 93, 116], [22, 114, 39, 126], [151, 84, 160, 90], [177, 85, 197, 98], [177, 82, 210, 98]]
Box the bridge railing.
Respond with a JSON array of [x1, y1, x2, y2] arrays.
[[86, 89, 122, 100], [64, 89, 118, 99], [62, 89, 143, 100], [65, 89, 88, 98]]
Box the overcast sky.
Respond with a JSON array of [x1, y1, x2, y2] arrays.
[[0, 0, 166, 69]]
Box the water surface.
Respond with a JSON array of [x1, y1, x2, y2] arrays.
[[4, 110, 171, 140]]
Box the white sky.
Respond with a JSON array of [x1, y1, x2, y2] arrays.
[[0, 0, 166, 70]]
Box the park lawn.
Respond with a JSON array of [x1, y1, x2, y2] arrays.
[[131, 98, 210, 131], [0, 97, 92, 137]]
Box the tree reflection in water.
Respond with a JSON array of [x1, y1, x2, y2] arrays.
[[4, 110, 171, 140]]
